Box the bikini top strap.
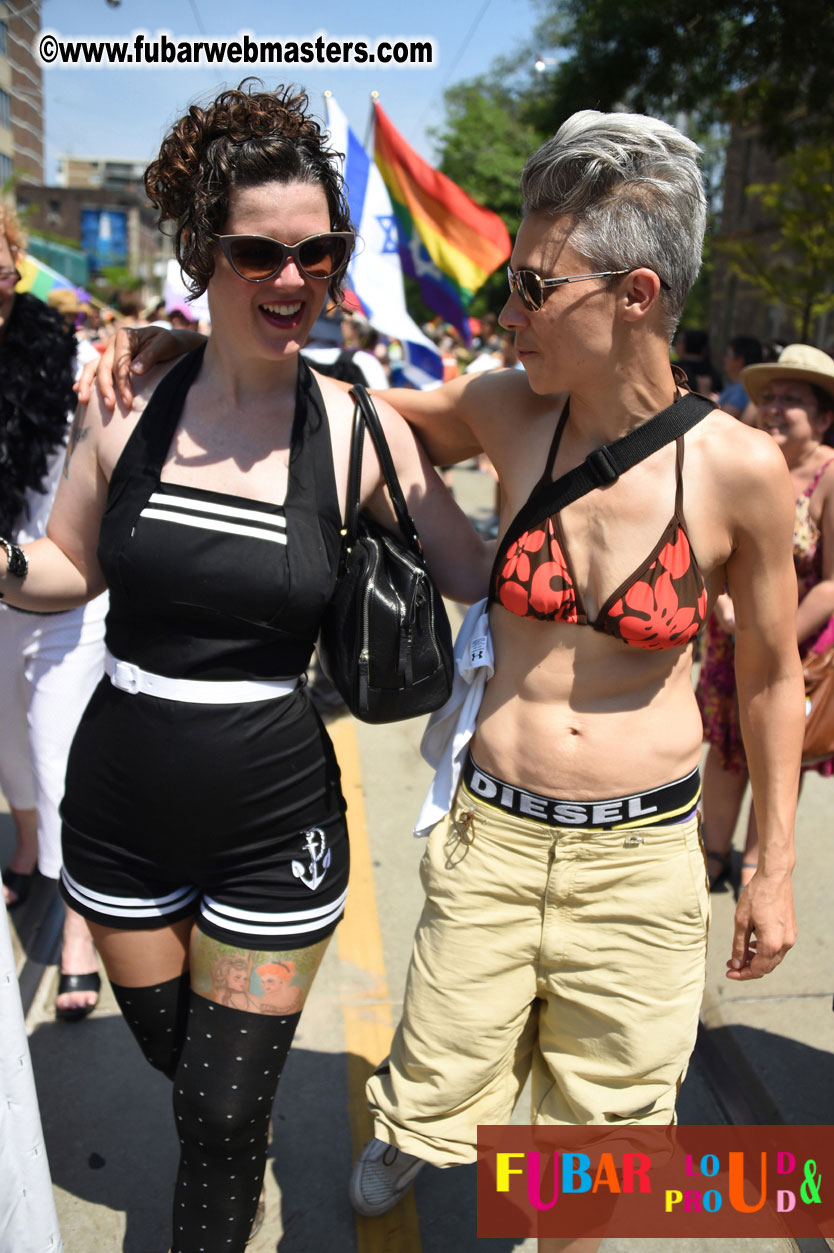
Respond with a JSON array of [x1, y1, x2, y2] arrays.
[[805, 456, 834, 498], [675, 435, 685, 515], [531, 398, 571, 496], [488, 389, 715, 604]]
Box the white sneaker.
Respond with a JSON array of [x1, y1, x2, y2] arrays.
[[349, 1136, 425, 1216]]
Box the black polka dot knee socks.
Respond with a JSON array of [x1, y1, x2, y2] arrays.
[[170, 992, 300, 1253], [110, 973, 191, 1079]]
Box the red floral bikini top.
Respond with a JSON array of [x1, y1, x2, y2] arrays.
[[492, 402, 708, 650]]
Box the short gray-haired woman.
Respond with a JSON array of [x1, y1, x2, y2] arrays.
[[352, 110, 803, 1252]]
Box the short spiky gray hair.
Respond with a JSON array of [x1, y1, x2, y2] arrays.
[[521, 111, 706, 338]]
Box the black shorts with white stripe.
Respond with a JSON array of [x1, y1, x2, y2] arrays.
[[59, 682, 350, 950]]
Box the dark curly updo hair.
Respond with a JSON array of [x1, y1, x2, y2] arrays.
[[144, 81, 353, 303]]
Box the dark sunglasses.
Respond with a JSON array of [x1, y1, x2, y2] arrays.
[[507, 265, 669, 312], [216, 232, 354, 283]]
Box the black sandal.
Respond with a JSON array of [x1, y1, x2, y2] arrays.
[[55, 972, 101, 1022], [705, 850, 731, 891]]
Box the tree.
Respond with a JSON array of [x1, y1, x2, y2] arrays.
[[520, 0, 834, 154], [435, 80, 542, 227], [718, 143, 834, 341]]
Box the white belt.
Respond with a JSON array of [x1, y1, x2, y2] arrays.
[[104, 650, 299, 704]]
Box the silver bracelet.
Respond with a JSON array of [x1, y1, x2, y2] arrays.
[[0, 537, 29, 579]]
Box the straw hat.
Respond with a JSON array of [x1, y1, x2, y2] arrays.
[[47, 287, 91, 316], [742, 343, 834, 405]]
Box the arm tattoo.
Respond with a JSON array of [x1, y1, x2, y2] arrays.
[[62, 409, 89, 480]]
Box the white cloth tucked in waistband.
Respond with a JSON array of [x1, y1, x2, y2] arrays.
[[104, 649, 299, 704], [414, 597, 492, 838]]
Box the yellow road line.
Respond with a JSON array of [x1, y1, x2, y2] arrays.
[[329, 715, 423, 1253]]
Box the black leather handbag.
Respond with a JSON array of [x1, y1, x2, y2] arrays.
[[318, 386, 454, 723]]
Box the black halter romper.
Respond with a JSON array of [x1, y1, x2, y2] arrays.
[[60, 349, 350, 949]]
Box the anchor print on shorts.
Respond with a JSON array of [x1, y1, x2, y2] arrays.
[[291, 828, 331, 891]]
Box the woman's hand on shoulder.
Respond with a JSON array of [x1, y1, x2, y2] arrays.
[[75, 324, 205, 411]]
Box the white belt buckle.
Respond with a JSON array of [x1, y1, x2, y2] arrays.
[[113, 659, 142, 694]]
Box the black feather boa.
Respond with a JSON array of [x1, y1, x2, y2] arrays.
[[0, 292, 77, 537]]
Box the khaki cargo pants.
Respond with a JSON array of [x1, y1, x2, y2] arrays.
[[367, 782, 709, 1166]]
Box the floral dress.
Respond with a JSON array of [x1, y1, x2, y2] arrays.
[[696, 458, 834, 776]]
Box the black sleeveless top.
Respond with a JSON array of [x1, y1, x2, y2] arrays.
[[97, 348, 343, 680]]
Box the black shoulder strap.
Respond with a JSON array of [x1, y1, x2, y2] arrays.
[[490, 390, 715, 595], [104, 344, 206, 505], [343, 384, 422, 554]]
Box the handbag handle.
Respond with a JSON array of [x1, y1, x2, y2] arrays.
[[343, 385, 422, 553]]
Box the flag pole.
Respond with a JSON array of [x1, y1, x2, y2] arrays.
[[363, 90, 379, 157]]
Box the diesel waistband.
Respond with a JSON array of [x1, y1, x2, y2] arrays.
[[462, 754, 701, 831]]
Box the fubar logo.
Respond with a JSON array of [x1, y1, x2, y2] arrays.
[[477, 1125, 832, 1239]]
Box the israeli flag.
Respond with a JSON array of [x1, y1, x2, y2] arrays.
[[325, 96, 443, 388]]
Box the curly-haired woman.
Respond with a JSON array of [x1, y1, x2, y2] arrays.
[[0, 84, 488, 1252]]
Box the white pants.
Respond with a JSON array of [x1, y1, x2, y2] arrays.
[[0, 597, 106, 879]]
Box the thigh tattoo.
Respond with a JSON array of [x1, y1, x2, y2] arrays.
[[189, 932, 331, 1015]]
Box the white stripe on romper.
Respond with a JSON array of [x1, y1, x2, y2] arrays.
[[141, 492, 288, 544], [201, 887, 349, 938], [61, 866, 199, 918]]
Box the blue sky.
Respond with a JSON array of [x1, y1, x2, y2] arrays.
[[40, 0, 541, 179]]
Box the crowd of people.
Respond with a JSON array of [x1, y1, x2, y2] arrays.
[[0, 204, 106, 1020], [0, 80, 830, 1253], [697, 343, 834, 891]]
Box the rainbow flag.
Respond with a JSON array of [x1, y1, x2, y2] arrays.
[[373, 102, 511, 343], [15, 253, 74, 302]]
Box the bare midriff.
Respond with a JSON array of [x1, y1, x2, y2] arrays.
[[471, 606, 704, 799]]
